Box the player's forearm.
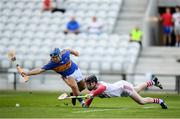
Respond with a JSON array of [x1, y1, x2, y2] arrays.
[[92, 84, 106, 97], [85, 98, 93, 107], [26, 68, 45, 76], [66, 48, 79, 56]]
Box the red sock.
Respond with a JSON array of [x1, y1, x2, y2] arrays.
[[153, 98, 160, 104]]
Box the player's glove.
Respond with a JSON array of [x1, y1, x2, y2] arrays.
[[82, 103, 89, 108]]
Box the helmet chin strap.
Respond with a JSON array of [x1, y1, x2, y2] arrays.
[[58, 50, 63, 61], [58, 54, 62, 61]]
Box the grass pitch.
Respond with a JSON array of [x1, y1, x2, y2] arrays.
[[0, 90, 180, 118]]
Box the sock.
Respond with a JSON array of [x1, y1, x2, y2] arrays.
[[146, 80, 154, 87], [159, 99, 163, 104], [77, 98, 85, 105], [153, 98, 163, 104]]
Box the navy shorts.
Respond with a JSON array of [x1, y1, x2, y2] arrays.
[[163, 26, 172, 35]]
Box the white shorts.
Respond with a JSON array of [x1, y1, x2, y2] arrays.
[[113, 80, 134, 97], [174, 25, 180, 35], [66, 68, 83, 83]]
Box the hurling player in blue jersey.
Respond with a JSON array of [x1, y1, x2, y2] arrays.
[[22, 48, 86, 106]]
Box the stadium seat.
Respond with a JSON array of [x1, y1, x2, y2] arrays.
[[0, 45, 6, 54], [0, 0, 139, 75], [101, 61, 111, 71], [112, 62, 123, 72], [89, 61, 100, 70], [1, 59, 11, 68], [78, 60, 89, 70], [34, 60, 44, 67]]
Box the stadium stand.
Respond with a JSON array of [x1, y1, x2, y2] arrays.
[[0, 0, 140, 75]]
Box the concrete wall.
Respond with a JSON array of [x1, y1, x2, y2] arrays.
[[143, 0, 159, 47]]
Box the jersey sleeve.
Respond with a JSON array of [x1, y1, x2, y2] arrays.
[[85, 84, 106, 107], [65, 50, 70, 56], [61, 50, 70, 59], [41, 61, 53, 70], [92, 83, 106, 97]]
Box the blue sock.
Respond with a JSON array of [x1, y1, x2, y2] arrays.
[[77, 98, 85, 105]]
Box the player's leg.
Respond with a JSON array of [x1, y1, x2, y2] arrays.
[[77, 80, 86, 92], [174, 27, 179, 47], [75, 71, 87, 105], [165, 26, 172, 46], [134, 75, 163, 93], [163, 35, 167, 46], [63, 77, 85, 106], [74, 68, 86, 92], [63, 76, 80, 96], [130, 89, 168, 109], [175, 35, 179, 47], [162, 26, 167, 46], [168, 34, 171, 46], [70, 80, 86, 106], [67, 68, 85, 106], [122, 81, 166, 108]]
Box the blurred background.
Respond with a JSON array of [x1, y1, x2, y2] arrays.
[[0, 0, 180, 93]]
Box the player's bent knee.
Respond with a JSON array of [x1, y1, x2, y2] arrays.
[[137, 100, 145, 105]]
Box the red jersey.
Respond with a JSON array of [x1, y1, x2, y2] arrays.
[[161, 13, 173, 26], [43, 0, 51, 10]]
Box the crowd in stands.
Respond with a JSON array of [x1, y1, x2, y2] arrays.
[[43, 0, 179, 48], [42, 0, 105, 35], [64, 16, 80, 35], [87, 16, 104, 35], [63, 16, 105, 35], [173, 6, 180, 47], [0, 0, 140, 73], [159, 6, 180, 47], [43, 0, 66, 13]]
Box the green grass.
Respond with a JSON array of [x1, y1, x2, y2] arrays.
[[0, 90, 180, 118]]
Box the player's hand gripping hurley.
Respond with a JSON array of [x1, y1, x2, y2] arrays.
[[58, 93, 88, 100], [7, 50, 29, 82]]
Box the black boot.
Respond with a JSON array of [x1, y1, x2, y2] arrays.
[[70, 92, 76, 106]]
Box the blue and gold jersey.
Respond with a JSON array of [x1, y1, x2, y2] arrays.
[[42, 50, 78, 77]]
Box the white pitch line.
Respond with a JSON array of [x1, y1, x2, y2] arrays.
[[142, 106, 156, 109], [72, 108, 128, 113]]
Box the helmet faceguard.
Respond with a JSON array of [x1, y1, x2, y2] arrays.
[[85, 75, 98, 91], [85, 75, 98, 83], [50, 48, 62, 62]]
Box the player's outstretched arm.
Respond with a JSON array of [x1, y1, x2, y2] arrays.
[[25, 68, 46, 76], [83, 84, 106, 108], [66, 48, 79, 57]]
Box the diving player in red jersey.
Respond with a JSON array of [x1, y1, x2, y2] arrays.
[[83, 75, 168, 109], [22, 48, 86, 106]]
